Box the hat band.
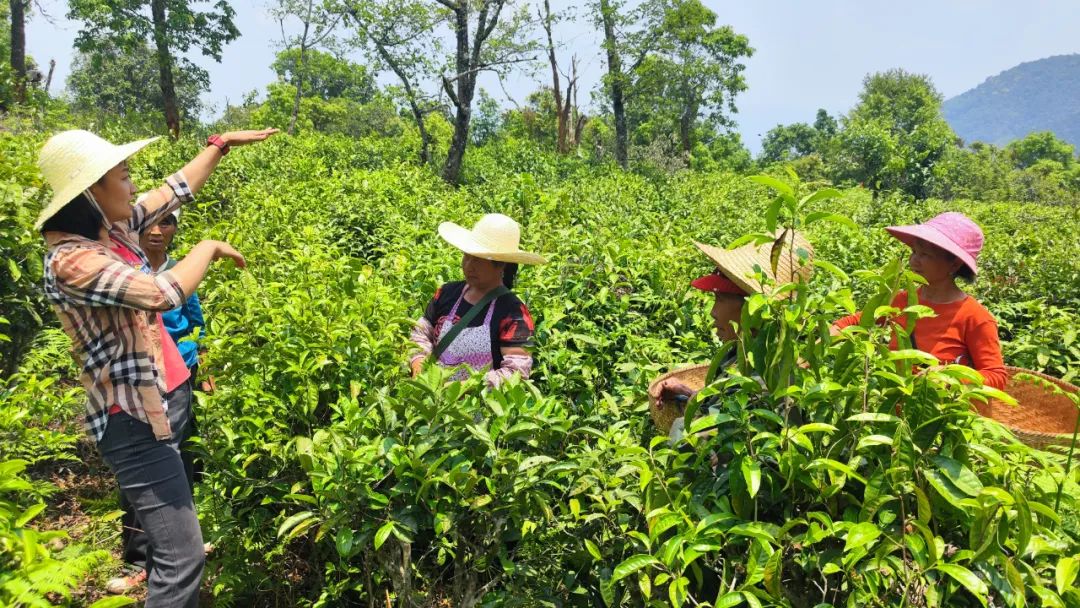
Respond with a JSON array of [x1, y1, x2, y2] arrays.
[[83, 189, 113, 231]]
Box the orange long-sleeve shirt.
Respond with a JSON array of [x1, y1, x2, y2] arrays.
[[833, 290, 1007, 389]]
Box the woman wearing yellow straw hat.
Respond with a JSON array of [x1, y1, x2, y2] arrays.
[[409, 213, 546, 386], [657, 231, 813, 441], [37, 127, 276, 606]]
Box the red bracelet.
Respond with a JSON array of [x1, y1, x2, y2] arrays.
[[207, 134, 230, 155]]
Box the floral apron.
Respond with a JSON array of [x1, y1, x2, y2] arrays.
[[435, 288, 498, 381]]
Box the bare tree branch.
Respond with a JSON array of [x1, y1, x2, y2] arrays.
[[441, 74, 460, 108], [497, 73, 520, 110], [476, 0, 504, 49], [441, 55, 533, 88]]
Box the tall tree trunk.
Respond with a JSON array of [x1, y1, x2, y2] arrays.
[[151, 0, 181, 139], [441, 2, 473, 186], [288, 0, 314, 136], [559, 74, 580, 153], [408, 97, 433, 166], [44, 59, 55, 93], [289, 42, 308, 135], [679, 98, 696, 153], [598, 0, 627, 168], [571, 58, 585, 147], [541, 0, 568, 154], [10, 0, 26, 103]]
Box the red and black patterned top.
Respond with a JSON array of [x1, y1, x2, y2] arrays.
[[422, 281, 535, 368]]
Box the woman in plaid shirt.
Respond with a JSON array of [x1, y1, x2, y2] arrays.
[[36, 128, 276, 607]]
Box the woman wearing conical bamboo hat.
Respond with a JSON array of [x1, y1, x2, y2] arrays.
[[656, 230, 813, 442]]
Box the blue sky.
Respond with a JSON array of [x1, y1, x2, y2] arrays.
[[25, 0, 1080, 153]]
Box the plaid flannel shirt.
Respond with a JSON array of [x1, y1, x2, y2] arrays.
[[43, 172, 194, 443]]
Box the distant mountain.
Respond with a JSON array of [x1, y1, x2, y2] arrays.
[[942, 54, 1080, 149]]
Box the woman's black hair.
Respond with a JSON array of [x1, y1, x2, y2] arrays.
[[40, 193, 104, 241], [954, 264, 976, 283], [501, 262, 519, 289]]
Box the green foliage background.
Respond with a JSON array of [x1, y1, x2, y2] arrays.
[[2, 104, 1079, 605]]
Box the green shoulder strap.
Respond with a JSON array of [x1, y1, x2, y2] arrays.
[[430, 285, 509, 363]]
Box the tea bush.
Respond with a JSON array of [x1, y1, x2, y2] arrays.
[[3, 115, 1079, 606]]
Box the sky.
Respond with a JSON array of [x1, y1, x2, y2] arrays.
[[24, 0, 1080, 153]]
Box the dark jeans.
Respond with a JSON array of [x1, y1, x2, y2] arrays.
[[101, 380, 203, 608], [119, 379, 199, 570]]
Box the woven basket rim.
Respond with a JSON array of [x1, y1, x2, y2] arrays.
[[1004, 366, 1079, 391], [986, 366, 1080, 449]]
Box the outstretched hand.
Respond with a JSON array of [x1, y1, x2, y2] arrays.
[[210, 240, 246, 269], [222, 128, 280, 147]]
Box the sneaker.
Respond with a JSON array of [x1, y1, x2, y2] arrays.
[[105, 568, 147, 594]]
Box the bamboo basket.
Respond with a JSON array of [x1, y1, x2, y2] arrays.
[[648, 364, 711, 434], [978, 366, 1080, 451]]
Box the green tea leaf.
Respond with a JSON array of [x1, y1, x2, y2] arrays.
[[335, 528, 354, 558], [1013, 490, 1033, 557], [1056, 556, 1079, 594], [847, 412, 902, 424], [844, 522, 881, 552], [924, 470, 972, 512], [715, 592, 747, 608], [934, 563, 988, 606], [930, 455, 984, 497], [277, 511, 315, 540], [518, 455, 555, 472], [374, 521, 395, 550], [742, 458, 762, 499], [611, 554, 659, 583], [804, 210, 857, 230], [585, 539, 602, 561], [749, 174, 795, 199], [763, 548, 783, 597]]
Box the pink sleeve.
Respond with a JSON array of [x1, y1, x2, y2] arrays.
[[409, 317, 436, 364], [484, 354, 533, 387]]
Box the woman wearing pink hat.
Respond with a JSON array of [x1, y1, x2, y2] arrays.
[[833, 212, 1007, 389]]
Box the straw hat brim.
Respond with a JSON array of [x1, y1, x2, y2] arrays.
[[694, 231, 813, 295], [35, 136, 160, 230], [438, 222, 547, 265]]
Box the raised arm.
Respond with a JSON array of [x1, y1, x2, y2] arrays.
[[134, 129, 279, 229], [50, 246, 185, 312]]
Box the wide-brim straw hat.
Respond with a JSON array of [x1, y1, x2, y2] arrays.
[[885, 212, 983, 275], [438, 213, 547, 265], [35, 130, 161, 230], [693, 229, 813, 296]]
